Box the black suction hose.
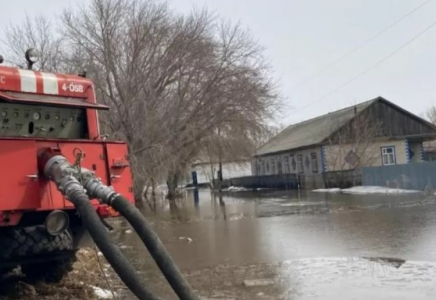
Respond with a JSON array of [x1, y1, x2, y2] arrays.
[[40, 153, 166, 300], [108, 194, 199, 300], [69, 191, 164, 300]]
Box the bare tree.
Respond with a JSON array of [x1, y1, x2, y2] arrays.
[[1, 14, 83, 73], [324, 112, 381, 172], [426, 106, 436, 125], [423, 106, 436, 158], [2, 0, 279, 201]]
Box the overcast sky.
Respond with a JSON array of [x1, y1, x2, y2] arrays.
[[0, 0, 435, 127]]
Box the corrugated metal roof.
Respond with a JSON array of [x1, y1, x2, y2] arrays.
[[256, 98, 377, 156]]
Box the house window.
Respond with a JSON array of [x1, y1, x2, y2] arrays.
[[277, 159, 283, 174], [311, 153, 318, 173], [271, 159, 276, 174], [382, 146, 396, 165], [261, 161, 265, 175], [297, 155, 304, 174], [284, 156, 290, 173], [266, 161, 270, 174]]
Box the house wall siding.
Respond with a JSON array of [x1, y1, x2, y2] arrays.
[[253, 147, 322, 176], [323, 139, 407, 171], [368, 101, 436, 137]]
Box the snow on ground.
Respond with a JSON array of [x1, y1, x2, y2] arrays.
[[343, 186, 420, 194], [91, 286, 114, 299], [227, 186, 251, 192], [312, 188, 341, 193], [313, 186, 421, 195]]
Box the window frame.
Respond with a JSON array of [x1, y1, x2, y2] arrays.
[[284, 156, 290, 173], [277, 159, 283, 174], [255, 161, 260, 175], [381, 146, 396, 166], [311, 153, 318, 173], [270, 158, 276, 174], [297, 154, 304, 174]]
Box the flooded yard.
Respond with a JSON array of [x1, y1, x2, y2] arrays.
[[111, 189, 436, 299]]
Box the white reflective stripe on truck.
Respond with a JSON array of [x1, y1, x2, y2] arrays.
[[41, 72, 59, 95], [17, 69, 37, 93]]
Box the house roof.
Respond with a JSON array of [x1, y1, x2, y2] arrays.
[[256, 97, 436, 156]]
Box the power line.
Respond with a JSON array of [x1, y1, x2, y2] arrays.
[[290, 0, 434, 90], [290, 18, 436, 116]]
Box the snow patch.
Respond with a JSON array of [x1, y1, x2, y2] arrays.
[[313, 186, 421, 195], [227, 186, 250, 192], [343, 186, 420, 194], [91, 286, 114, 299], [313, 188, 341, 193]]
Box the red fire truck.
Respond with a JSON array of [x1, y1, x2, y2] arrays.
[[0, 49, 134, 282]]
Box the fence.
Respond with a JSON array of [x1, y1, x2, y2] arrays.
[[361, 162, 436, 190], [214, 174, 299, 189], [323, 170, 362, 188], [299, 174, 324, 190], [299, 170, 361, 190], [212, 170, 361, 190], [210, 163, 436, 191]]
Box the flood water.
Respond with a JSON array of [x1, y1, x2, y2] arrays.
[[113, 189, 436, 299]]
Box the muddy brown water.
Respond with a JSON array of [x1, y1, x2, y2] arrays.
[[111, 189, 436, 299]]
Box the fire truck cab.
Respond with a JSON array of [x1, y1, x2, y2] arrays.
[[0, 50, 134, 282]]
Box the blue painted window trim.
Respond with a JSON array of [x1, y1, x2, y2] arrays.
[[420, 143, 424, 162], [320, 146, 327, 173]]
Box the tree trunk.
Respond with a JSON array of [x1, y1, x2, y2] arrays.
[[166, 172, 179, 200], [132, 172, 146, 206], [151, 177, 156, 199]]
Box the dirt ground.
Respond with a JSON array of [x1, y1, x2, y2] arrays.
[[2, 248, 435, 300], [0, 248, 120, 300]]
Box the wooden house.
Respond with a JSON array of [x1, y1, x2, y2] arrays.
[[253, 97, 436, 175]]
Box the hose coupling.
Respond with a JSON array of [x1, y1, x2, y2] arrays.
[[57, 175, 86, 201], [43, 155, 79, 181], [81, 168, 118, 204]]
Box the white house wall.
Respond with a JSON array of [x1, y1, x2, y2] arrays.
[[192, 162, 252, 184], [253, 139, 424, 175]]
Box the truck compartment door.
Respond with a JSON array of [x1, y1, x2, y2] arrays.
[[105, 144, 134, 203], [0, 140, 39, 211]]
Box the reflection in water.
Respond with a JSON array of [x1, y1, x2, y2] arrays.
[[137, 189, 436, 264], [193, 189, 199, 207], [114, 189, 436, 299], [363, 257, 406, 268]]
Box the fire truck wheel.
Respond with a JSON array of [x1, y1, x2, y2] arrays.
[[0, 225, 74, 260], [21, 253, 77, 283], [0, 267, 15, 278]]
